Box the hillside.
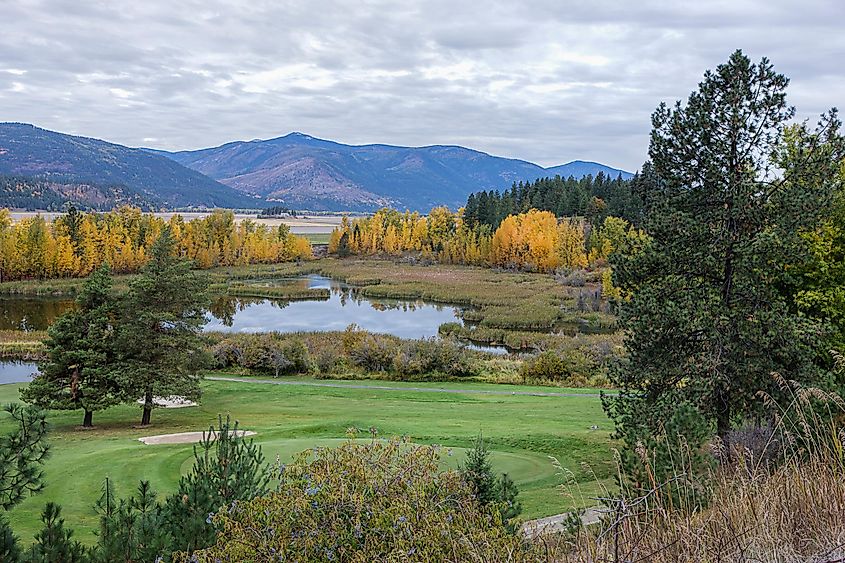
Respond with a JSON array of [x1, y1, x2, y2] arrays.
[[165, 133, 632, 211], [0, 123, 258, 209], [0, 175, 158, 211]]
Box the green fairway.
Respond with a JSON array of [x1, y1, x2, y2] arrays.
[[0, 375, 614, 543]]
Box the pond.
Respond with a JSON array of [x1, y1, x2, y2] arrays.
[[0, 276, 466, 341], [0, 361, 38, 384], [205, 275, 464, 339], [0, 297, 75, 332]]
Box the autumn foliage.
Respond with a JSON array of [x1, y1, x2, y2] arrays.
[[329, 207, 645, 275], [0, 207, 312, 281]]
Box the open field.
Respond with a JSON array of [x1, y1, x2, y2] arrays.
[[0, 375, 614, 544], [7, 211, 349, 234]]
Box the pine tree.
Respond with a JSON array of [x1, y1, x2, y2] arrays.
[[114, 228, 210, 426], [93, 479, 170, 562], [605, 51, 845, 446], [162, 415, 271, 553], [460, 434, 497, 505], [496, 473, 522, 532], [22, 265, 119, 428], [0, 514, 21, 563], [0, 404, 49, 510], [26, 503, 88, 562], [460, 434, 522, 529]]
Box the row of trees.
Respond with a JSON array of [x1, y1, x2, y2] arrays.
[[463, 171, 647, 228], [328, 206, 647, 273], [0, 207, 312, 282], [21, 229, 210, 427]]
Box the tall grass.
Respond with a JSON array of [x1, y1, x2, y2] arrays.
[[543, 371, 845, 561], [0, 330, 46, 359]]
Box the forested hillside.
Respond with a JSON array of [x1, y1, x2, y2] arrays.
[[0, 123, 258, 209], [463, 169, 650, 228], [0, 175, 158, 210]]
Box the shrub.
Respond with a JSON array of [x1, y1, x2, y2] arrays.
[[392, 338, 475, 378], [178, 438, 539, 562], [347, 333, 395, 372], [556, 269, 587, 287], [210, 339, 243, 367], [520, 349, 593, 384], [239, 334, 311, 377], [311, 346, 346, 376]]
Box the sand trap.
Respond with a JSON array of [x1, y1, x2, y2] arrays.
[[136, 396, 197, 408], [138, 430, 256, 445]]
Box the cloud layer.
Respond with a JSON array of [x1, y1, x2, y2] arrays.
[[1, 0, 842, 170]]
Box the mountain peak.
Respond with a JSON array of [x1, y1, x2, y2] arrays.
[[165, 135, 633, 211]]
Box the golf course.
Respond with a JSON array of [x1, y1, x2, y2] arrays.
[[0, 374, 614, 543]]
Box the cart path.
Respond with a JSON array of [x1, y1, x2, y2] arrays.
[[523, 506, 604, 537], [206, 376, 610, 398]]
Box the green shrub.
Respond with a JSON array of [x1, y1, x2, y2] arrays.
[[519, 349, 593, 384], [347, 333, 395, 372], [178, 438, 539, 562], [237, 334, 311, 377], [210, 339, 243, 367], [392, 338, 475, 378], [311, 346, 346, 376]]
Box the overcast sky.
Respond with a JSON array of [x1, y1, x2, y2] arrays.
[[1, 0, 842, 171]]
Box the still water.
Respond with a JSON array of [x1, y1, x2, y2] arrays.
[[0, 361, 38, 384], [0, 276, 463, 339], [205, 275, 462, 339]]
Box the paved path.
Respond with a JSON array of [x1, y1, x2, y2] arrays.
[[206, 376, 607, 398], [523, 507, 603, 537]]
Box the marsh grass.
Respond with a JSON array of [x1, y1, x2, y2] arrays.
[[0, 330, 46, 359], [226, 284, 330, 301]]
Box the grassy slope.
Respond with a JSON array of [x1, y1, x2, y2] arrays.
[[0, 376, 614, 544]]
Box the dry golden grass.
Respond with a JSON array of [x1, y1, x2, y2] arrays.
[[0, 329, 46, 359], [541, 376, 845, 562]]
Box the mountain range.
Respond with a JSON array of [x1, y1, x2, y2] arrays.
[[0, 123, 632, 211], [0, 123, 259, 209]]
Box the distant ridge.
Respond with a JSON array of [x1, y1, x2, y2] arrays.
[[0, 123, 633, 211], [0, 123, 259, 209], [163, 132, 633, 211]]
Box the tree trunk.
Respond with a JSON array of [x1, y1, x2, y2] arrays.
[[82, 409, 93, 428], [715, 388, 731, 440], [141, 388, 153, 426]]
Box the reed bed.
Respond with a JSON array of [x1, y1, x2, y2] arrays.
[[0, 329, 46, 359], [225, 284, 330, 301]]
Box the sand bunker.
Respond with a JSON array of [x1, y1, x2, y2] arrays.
[[138, 430, 256, 445], [135, 396, 197, 408]]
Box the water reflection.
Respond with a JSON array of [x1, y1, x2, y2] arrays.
[[205, 275, 462, 339], [0, 298, 75, 331], [0, 276, 466, 341]]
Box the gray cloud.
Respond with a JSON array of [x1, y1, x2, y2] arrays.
[[1, 0, 843, 171]]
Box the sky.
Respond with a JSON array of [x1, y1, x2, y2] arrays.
[[1, 0, 843, 172]]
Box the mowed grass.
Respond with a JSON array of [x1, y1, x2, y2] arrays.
[[302, 232, 331, 245], [0, 375, 614, 544]]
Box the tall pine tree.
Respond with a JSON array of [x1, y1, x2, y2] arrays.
[[605, 50, 845, 451], [22, 265, 119, 428], [114, 228, 210, 426]]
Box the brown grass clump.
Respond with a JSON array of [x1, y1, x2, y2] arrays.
[[542, 375, 845, 562]]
